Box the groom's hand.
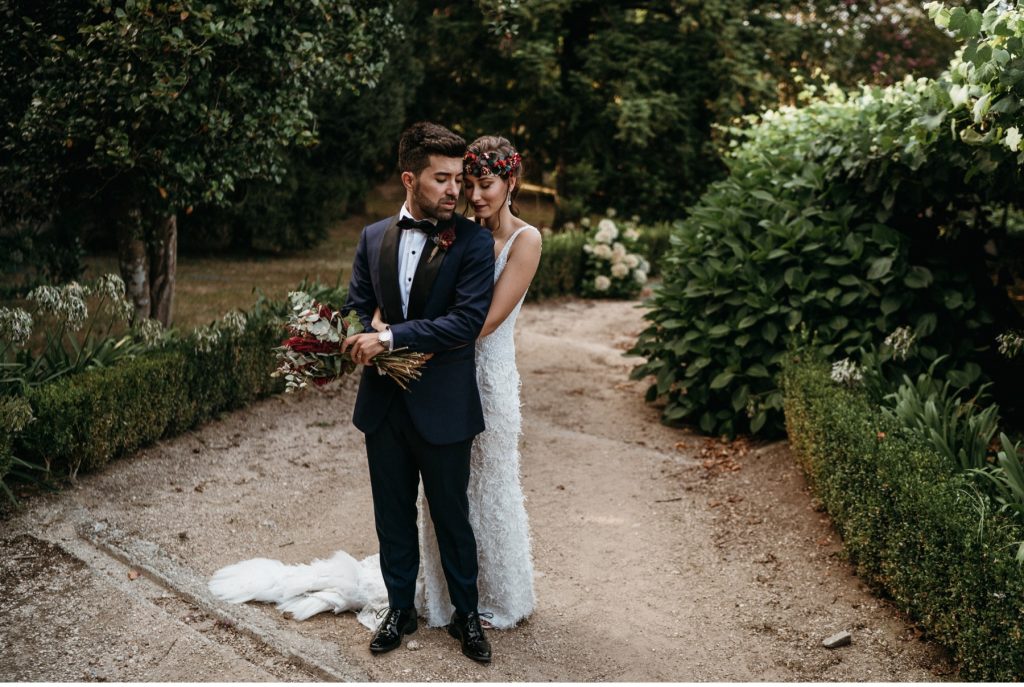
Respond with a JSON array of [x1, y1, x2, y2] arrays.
[[342, 333, 386, 366]]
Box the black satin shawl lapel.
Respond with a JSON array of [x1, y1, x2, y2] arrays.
[[377, 215, 403, 324], [406, 236, 449, 321]]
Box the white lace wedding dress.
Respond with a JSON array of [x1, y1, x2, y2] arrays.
[[209, 225, 537, 631]]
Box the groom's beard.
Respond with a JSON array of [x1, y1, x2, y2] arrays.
[[413, 183, 458, 222]]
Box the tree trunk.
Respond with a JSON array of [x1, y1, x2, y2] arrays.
[[148, 214, 177, 327], [115, 206, 150, 323]]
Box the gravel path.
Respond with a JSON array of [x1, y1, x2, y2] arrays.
[[0, 297, 954, 681]]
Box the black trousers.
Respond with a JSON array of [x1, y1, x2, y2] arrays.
[[364, 398, 479, 613]]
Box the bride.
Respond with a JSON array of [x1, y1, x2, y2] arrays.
[[209, 135, 542, 634]]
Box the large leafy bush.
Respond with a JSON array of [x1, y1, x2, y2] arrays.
[[631, 3, 1024, 437]]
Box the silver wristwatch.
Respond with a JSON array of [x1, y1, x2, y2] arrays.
[[377, 327, 393, 349]]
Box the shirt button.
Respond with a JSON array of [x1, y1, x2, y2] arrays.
[[412, 251, 416, 254]]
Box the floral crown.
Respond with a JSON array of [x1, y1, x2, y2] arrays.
[[463, 150, 522, 178]]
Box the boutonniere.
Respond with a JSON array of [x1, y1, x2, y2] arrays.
[[428, 226, 456, 263]]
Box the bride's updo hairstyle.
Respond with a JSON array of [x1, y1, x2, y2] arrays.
[[463, 135, 523, 217]]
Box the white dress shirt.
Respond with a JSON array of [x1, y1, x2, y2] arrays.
[[397, 203, 433, 319]]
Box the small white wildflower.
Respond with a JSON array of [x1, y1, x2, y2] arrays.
[[580, 217, 592, 228], [997, 330, 1024, 359], [594, 275, 611, 291], [830, 358, 863, 385], [633, 269, 648, 285], [193, 324, 222, 354], [606, 207, 617, 218], [611, 263, 630, 278], [134, 318, 164, 346], [0, 307, 33, 346], [94, 273, 134, 321], [219, 310, 247, 336], [883, 326, 916, 361], [28, 282, 88, 331]]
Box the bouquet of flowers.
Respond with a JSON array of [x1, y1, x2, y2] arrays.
[[273, 291, 428, 392]]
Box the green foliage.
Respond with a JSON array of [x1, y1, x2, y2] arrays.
[[1, 275, 156, 394], [413, 0, 960, 223], [580, 216, 649, 298], [781, 354, 1024, 680], [631, 3, 1024, 437], [0, 395, 37, 503], [178, 1, 421, 253], [883, 366, 999, 472], [525, 230, 586, 301], [13, 308, 283, 485]]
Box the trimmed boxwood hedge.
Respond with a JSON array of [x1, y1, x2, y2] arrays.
[[13, 318, 283, 480], [527, 229, 587, 301], [781, 354, 1024, 680]]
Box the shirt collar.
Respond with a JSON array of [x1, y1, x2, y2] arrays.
[[399, 203, 437, 225]]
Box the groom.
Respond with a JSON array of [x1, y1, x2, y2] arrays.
[[341, 122, 495, 663]]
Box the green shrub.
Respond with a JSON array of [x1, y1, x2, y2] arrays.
[[634, 221, 674, 278], [782, 354, 1024, 680], [631, 19, 1024, 437], [527, 230, 586, 301], [16, 316, 282, 480]]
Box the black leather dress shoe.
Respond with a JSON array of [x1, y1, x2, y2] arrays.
[[447, 610, 492, 663], [369, 607, 417, 654]]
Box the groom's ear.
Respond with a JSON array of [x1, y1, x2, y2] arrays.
[[401, 170, 416, 192]]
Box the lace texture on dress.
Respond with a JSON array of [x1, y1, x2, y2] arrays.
[[416, 225, 538, 629]]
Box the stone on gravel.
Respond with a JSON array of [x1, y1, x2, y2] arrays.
[[406, 640, 421, 651], [823, 631, 852, 649]]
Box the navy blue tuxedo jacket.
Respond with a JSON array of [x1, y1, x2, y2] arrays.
[[344, 213, 495, 445]]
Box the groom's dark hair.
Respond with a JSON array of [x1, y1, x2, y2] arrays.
[[398, 122, 466, 175]]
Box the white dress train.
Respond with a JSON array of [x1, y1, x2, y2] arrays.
[[209, 225, 538, 631]]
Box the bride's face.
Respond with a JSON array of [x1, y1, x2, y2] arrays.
[[465, 173, 513, 221]]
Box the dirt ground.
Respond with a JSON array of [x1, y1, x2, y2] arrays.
[[0, 297, 956, 681]]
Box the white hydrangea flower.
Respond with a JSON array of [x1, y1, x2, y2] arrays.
[[611, 263, 630, 278], [594, 227, 615, 244], [611, 242, 627, 260], [830, 358, 863, 385], [625, 254, 640, 268], [606, 207, 617, 218], [633, 269, 648, 285], [597, 218, 618, 236], [883, 326, 915, 361], [0, 307, 33, 346], [639, 258, 651, 274], [623, 228, 640, 242], [580, 217, 592, 228], [594, 275, 611, 291], [592, 243, 613, 260]]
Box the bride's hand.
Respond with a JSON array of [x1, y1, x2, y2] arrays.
[[371, 308, 388, 333]]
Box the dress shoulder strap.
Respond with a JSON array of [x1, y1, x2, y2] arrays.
[[499, 225, 537, 262]]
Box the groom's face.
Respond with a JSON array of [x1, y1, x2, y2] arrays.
[[407, 155, 463, 221]]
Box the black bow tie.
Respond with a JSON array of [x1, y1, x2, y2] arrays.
[[398, 216, 437, 233], [397, 216, 453, 235]]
